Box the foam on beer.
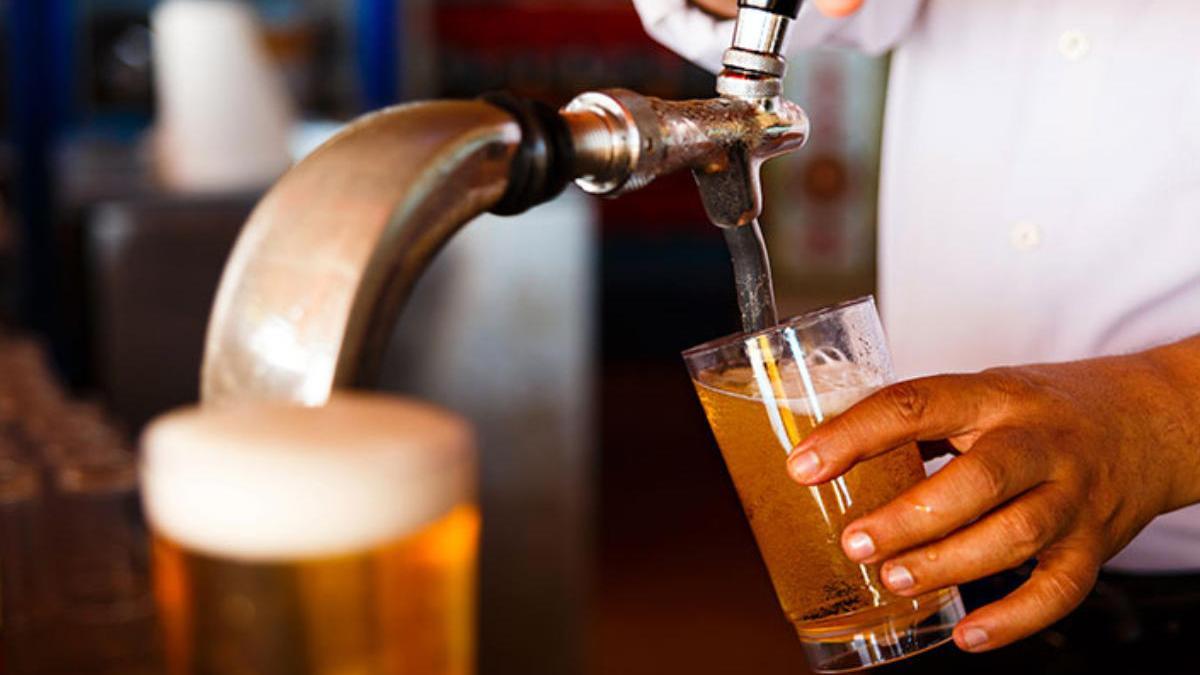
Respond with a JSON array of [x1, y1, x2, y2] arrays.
[[695, 361, 882, 419], [141, 393, 474, 561]]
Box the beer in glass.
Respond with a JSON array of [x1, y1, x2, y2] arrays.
[[140, 393, 478, 675], [683, 296, 964, 672]]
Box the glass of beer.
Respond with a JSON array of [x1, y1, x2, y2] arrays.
[[140, 393, 479, 675], [683, 296, 965, 672]]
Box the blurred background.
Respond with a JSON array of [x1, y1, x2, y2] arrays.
[[0, 0, 887, 672]]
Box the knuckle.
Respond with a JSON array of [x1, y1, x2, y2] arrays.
[[1035, 565, 1094, 610], [964, 453, 1010, 502], [999, 507, 1048, 557], [881, 381, 930, 426], [1044, 488, 1084, 532], [983, 368, 1031, 396], [980, 368, 1041, 411]]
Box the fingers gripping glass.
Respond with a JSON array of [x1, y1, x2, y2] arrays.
[[683, 296, 965, 672]]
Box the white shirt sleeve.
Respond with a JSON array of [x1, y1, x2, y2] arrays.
[[631, 0, 926, 73]]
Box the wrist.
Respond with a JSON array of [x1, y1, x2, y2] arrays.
[[1139, 341, 1200, 512]]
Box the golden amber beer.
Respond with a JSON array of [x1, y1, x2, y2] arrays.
[[683, 297, 964, 672], [141, 394, 478, 675]]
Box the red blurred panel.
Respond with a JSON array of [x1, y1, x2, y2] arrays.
[[435, 3, 653, 49], [435, 2, 717, 233], [597, 173, 712, 236], [433, 2, 712, 101]]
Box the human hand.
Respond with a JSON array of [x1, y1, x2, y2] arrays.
[[784, 349, 1200, 652], [813, 0, 863, 17], [689, 0, 863, 20]]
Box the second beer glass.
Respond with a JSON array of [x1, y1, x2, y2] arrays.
[[140, 393, 478, 675], [683, 296, 964, 672]]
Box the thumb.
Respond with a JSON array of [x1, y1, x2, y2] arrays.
[[814, 0, 864, 17]]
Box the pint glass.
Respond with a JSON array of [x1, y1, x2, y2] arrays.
[[683, 296, 964, 672], [140, 393, 479, 675]]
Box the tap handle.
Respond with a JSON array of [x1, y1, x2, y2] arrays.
[[738, 0, 803, 20]]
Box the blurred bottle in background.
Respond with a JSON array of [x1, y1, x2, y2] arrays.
[[151, 0, 296, 192]]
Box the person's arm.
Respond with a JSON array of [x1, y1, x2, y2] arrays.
[[785, 335, 1200, 652], [631, 0, 925, 73]]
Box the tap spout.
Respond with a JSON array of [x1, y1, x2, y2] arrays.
[[563, 89, 809, 227]]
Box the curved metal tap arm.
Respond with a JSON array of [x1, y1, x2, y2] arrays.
[[202, 101, 521, 404]]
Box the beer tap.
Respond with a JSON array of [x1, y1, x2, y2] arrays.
[[203, 0, 809, 401], [515, 0, 811, 330], [563, 0, 808, 227]]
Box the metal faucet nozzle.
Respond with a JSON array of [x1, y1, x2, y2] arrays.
[[557, 1, 808, 228], [717, 1, 798, 99]]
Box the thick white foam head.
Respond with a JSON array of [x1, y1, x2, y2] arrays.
[[141, 393, 474, 561]]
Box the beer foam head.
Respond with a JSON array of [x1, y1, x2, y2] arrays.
[[696, 361, 882, 418], [141, 393, 474, 561]]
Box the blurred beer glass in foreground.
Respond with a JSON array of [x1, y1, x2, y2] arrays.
[[140, 393, 479, 675], [683, 296, 965, 672]]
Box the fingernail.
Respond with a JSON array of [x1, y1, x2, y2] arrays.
[[844, 531, 875, 560], [961, 627, 989, 650], [884, 564, 914, 591], [788, 451, 821, 482]]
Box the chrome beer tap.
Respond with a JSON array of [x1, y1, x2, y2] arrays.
[[203, 0, 809, 400], [563, 0, 808, 226], [556, 1, 811, 329], [556, 0, 809, 329]]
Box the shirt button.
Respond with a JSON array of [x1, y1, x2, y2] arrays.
[[1010, 221, 1042, 251], [1058, 29, 1090, 61]]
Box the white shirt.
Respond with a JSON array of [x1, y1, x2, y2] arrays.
[[635, 0, 1200, 572]]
